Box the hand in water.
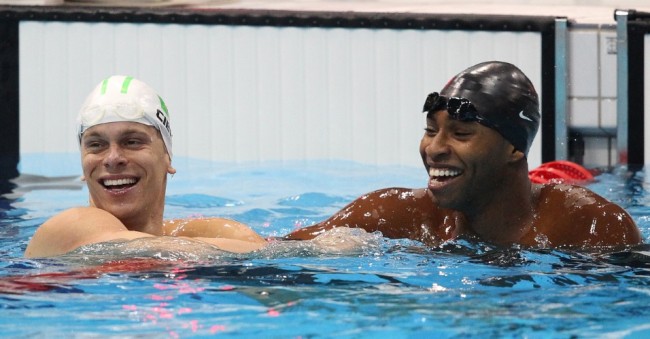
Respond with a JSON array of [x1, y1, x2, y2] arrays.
[[309, 227, 381, 255]]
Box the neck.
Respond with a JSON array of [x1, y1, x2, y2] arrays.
[[122, 212, 165, 235], [89, 196, 166, 236], [458, 168, 535, 245], [125, 176, 168, 235]]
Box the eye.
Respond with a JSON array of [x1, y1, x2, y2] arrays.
[[424, 127, 437, 137], [125, 138, 144, 147], [454, 130, 472, 137], [452, 129, 475, 140], [83, 139, 106, 151], [448, 121, 478, 139]]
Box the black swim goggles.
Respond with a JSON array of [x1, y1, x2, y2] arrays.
[[422, 92, 496, 129]]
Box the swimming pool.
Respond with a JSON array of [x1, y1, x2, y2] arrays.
[[2, 154, 650, 337]]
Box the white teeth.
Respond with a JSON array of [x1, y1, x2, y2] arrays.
[[429, 168, 461, 177], [103, 178, 136, 187]]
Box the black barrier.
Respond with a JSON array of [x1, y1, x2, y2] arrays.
[[616, 9, 650, 168]]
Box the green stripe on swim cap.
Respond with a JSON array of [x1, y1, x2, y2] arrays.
[[100, 76, 133, 95], [158, 96, 169, 117], [120, 76, 134, 94], [100, 78, 109, 95]]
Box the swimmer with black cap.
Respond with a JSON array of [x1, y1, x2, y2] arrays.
[[25, 75, 267, 258], [287, 61, 642, 249]]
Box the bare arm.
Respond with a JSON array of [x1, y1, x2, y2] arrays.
[[24, 207, 152, 258], [25, 207, 266, 258], [164, 217, 266, 243], [163, 218, 267, 253], [285, 187, 455, 244]]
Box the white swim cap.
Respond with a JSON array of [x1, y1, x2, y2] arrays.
[[77, 75, 173, 158]]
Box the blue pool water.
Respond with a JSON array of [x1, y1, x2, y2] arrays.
[[1, 154, 650, 337]]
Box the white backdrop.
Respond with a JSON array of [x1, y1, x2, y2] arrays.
[[19, 21, 542, 167]]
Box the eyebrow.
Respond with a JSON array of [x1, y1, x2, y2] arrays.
[[82, 128, 153, 140], [426, 114, 480, 129]]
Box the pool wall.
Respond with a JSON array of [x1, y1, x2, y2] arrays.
[[0, 6, 562, 174], [4, 5, 649, 173]]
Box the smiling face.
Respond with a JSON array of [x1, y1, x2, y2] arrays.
[[80, 121, 175, 233], [419, 110, 515, 213]]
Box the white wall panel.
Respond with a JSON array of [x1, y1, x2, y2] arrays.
[[279, 27, 306, 161], [326, 28, 353, 162], [256, 27, 282, 162], [303, 27, 329, 161], [20, 21, 542, 168], [350, 29, 376, 165], [564, 27, 617, 168], [397, 29, 424, 166]]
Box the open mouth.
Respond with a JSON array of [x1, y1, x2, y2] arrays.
[[428, 168, 462, 182], [102, 177, 138, 190]]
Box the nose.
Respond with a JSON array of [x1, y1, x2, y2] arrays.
[[103, 144, 127, 170], [421, 131, 451, 161]]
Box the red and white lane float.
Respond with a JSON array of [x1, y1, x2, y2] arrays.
[[529, 160, 595, 184]]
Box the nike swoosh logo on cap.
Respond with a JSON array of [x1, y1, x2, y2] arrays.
[[519, 110, 533, 122]]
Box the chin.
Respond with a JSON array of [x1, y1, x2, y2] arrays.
[[430, 194, 461, 210], [104, 203, 140, 220]]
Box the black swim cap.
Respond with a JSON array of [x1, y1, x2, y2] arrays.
[[423, 61, 540, 156]]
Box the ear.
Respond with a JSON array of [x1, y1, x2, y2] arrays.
[[165, 153, 176, 175], [508, 146, 526, 163]]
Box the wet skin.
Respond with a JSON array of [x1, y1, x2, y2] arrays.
[[81, 122, 173, 234], [286, 111, 643, 249], [25, 122, 266, 258]]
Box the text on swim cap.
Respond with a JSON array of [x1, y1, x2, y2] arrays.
[[156, 109, 171, 135]]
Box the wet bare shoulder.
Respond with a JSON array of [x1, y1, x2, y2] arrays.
[[534, 183, 642, 247]]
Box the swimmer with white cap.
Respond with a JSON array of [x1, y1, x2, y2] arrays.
[[287, 61, 642, 249], [25, 75, 267, 258]]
